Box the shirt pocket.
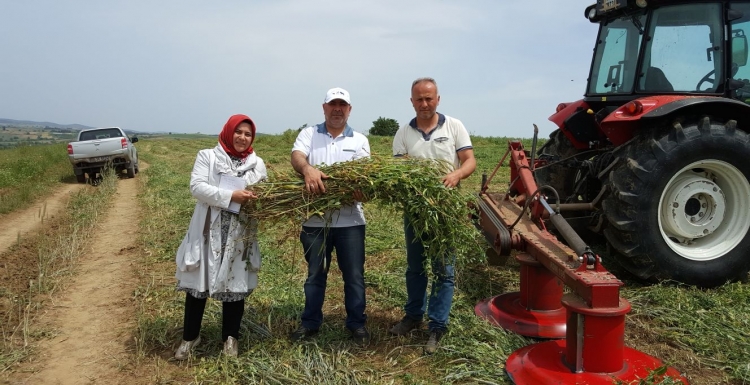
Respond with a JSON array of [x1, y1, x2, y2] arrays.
[[342, 148, 357, 160], [432, 137, 455, 161]]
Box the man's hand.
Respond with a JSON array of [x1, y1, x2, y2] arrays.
[[302, 165, 329, 194], [441, 171, 462, 188], [292, 150, 329, 194], [441, 148, 476, 188]]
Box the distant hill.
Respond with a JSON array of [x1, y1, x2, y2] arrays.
[[0, 118, 231, 136], [0, 118, 95, 130]]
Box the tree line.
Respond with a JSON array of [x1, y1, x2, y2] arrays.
[[285, 117, 400, 137]]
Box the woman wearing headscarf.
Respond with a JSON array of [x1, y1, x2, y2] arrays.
[[174, 114, 267, 359]]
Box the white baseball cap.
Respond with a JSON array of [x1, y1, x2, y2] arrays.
[[324, 87, 351, 104]]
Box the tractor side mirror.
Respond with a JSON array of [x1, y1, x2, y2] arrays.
[[732, 30, 748, 67]]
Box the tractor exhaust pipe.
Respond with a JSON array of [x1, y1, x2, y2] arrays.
[[530, 124, 539, 171]]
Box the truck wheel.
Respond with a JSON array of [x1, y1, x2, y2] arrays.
[[602, 117, 750, 287], [127, 164, 136, 178], [76, 174, 86, 184]]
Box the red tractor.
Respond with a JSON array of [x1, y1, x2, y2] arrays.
[[535, 0, 750, 287]]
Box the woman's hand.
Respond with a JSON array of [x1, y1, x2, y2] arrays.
[[231, 189, 257, 204]]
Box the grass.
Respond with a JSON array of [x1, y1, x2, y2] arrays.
[[132, 134, 750, 385], [0, 143, 74, 215], [624, 282, 750, 380], [1, 133, 748, 384], [134, 136, 525, 384]]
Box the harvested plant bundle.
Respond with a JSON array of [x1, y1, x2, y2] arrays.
[[243, 156, 483, 264]]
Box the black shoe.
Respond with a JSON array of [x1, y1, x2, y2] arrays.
[[424, 329, 446, 355], [389, 316, 423, 336], [290, 325, 319, 342], [350, 326, 370, 346]]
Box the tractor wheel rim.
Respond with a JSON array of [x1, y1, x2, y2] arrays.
[[658, 160, 750, 261], [661, 174, 725, 239]]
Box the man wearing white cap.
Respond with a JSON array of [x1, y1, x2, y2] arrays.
[[289, 87, 371, 346]]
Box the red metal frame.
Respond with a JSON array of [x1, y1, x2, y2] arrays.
[[547, 99, 591, 150], [598, 95, 702, 146], [474, 253, 566, 338], [475, 141, 689, 384]]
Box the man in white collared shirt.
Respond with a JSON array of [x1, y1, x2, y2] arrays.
[[390, 77, 476, 354], [289, 87, 371, 346]]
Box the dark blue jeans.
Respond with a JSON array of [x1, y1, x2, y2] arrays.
[[403, 214, 455, 331], [300, 225, 367, 331]]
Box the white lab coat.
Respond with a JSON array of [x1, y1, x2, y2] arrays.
[[175, 145, 267, 296]]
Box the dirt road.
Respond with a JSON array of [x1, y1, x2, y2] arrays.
[[0, 184, 83, 256], [7, 173, 143, 385]]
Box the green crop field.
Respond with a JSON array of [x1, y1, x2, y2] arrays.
[[0, 134, 747, 385], [130, 135, 749, 384]]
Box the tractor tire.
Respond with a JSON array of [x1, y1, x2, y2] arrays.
[[602, 117, 750, 287], [534, 129, 603, 239], [76, 174, 86, 184], [534, 129, 579, 202], [126, 163, 136, 178]]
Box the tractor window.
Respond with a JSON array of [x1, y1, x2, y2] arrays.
[[639, 3, 723, 93], [588, 15, 645, 95], [730, 4, 750, 102]]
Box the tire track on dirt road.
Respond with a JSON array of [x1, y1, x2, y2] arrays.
[[0, 184, 84, 255], [9, 166, 146, 385]]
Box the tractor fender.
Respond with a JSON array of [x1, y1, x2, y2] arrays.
[[547, 99, 592, 150], [642, 96, 750, 124], [548, 99, 588, 127], [600, 96, 750, 146]]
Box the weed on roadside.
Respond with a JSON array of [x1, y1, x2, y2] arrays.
[[0, 143, 72, 215]]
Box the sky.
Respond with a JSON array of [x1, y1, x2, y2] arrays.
[[0, 1, 598, 138]]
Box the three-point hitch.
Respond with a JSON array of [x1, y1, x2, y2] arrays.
[[475, 138, 689, 384]]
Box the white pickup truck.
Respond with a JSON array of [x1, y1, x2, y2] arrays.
[[67, 127, 139, 183]]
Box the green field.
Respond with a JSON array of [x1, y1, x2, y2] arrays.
[[1, 135, 748, 384], [133, 135, 749, 384]]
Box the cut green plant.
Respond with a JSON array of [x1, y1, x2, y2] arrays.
[[243, 156, 485, 267]]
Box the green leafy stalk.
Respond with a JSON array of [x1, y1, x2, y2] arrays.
[[242, 156, 484, 266]]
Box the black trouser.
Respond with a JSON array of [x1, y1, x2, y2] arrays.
[[182, 292, 244, 342]]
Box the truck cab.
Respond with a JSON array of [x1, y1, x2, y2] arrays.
[[67, 127, 139, 183]]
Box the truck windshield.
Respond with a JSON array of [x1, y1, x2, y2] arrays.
[[80, 129, 122, 141]]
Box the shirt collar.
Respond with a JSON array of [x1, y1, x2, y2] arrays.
[[409, 112, 445, 129], [316, 123, 354, 137], [408, 113, 445, 140]]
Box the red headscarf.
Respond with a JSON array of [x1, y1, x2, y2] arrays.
[[219, 114, 256, 158]]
